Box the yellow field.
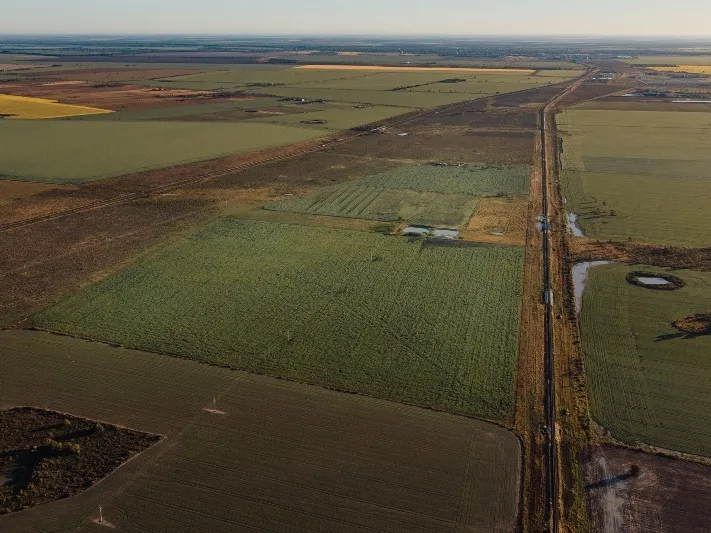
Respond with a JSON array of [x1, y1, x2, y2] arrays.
[[296, 64, 535, 74], [0, 94, 113, 119], [651, 65, 711, 75]]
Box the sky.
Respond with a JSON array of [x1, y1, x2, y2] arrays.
[[2, 0, 711, 36]]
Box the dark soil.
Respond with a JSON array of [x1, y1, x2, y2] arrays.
[[0, 407, 160, 515], [583, 445, 711, 533], [625, 271, 685, 290]]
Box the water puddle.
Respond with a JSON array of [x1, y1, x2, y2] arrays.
[[567, 213, 585, 237], [636, 277, 670, 286], [671, 99, 711, 103], [490, 231, 505, 236], [431, 229, 459, 239], [403, 226, 459, 239], [403, 225, 430, 236], [573, 261, 613, 314]]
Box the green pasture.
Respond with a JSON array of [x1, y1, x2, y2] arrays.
[[580, 263, 711, 457], [266, 185, 478, 226], [33, 219, 525, 421], [360, 164, 530, 197], [558, 109, 711, 246], [0, 121, 324, 183], [253, 103, 408, 130]]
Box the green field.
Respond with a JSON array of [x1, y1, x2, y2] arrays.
[[621, 55, 711, 66], [253, 103, 408, 130], [580, 263, 711, 457], [265, 185, 478, 226], [33, 219, 524, 420], [266, 163, 529, 226], [151, 67, 576, 108], [558, 109, 711, 246], [0, 330, 521, 533], [0, 121, 324, 183], [361, 164, 530, 196]]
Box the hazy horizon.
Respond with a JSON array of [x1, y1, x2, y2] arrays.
[[3, 0, 711, 37]]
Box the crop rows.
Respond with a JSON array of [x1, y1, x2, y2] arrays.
[[580, 263, 711, 456], [34, 219, 525, 420]]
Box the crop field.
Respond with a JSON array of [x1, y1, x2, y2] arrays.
[[0, 121, 324, 183], [622, 55, 711, 66], [153, 66, 576, 108], [579, 263, 711, 456], [651, 65, 711, 75], [265, 184, 478, 226], [252, 103, 408, 130], [0, 330, 522, 533], [360, 163, 530, 196], [265, 163, 529, 226], [33, 219, 525, 421], [0, 94, 112, 119], [558, 108, 711, 246]]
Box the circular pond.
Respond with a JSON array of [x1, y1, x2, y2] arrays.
[[626, 271, 685, 291]]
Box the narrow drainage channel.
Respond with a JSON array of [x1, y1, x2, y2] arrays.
[[572, 261, 613, 314], [566, 213, 585, 237]]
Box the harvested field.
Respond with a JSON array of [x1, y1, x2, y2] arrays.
[[651, 65, 711, 75], [579, 263, 711, 456], [0, 194, 211, 325], [0, 94, 112, 119], [0, 82, 217, 111], [461, 198, 528, 246], [623, 55, 711, 66], [0, 330, 522, 533], [33, 219, 525, 421], [265, 184, 478, 227], [0, 120, 325, 183], [584, 446, 711, 533], [332, 126, 535, 165], [0, 180, 62, 205], [0, 407, 159, 515], [558, 109, 711, 246]]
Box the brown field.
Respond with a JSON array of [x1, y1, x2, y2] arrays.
[[583, 446, 711, 533], [296, 64, 535, 73], [0, 82, 218, 111], [0, 64, 40, 72], [461, 197, 528, 245], [0, 181, 64, 206], [0, 330, 521, 533], [44, 67, 208, 83], [332, 126, 535, 164]]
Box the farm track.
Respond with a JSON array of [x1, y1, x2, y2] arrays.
[[0, 98, 480, 234]]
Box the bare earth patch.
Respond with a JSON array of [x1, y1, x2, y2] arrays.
[[0, 407, 160, 515], [461, 197, 528, 245]]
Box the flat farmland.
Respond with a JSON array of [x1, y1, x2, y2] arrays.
[[558, 108, 711, 246], [156, 66, 576, 108], [0, 121, 324, 183], [0, 94, 112, 119], [0, 330, 521, 533], [266, 185, 478, 227], [584, 446, 711, 533], [265, 163, 529, 226], [33, 219, 525, 421], [622, 55, 711, 66], [332, 127, 536, 164], [579, 263, 711, 456]]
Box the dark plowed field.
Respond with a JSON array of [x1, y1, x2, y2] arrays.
[[0, 331, 521, 533], [584, 446, 711, 533]]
